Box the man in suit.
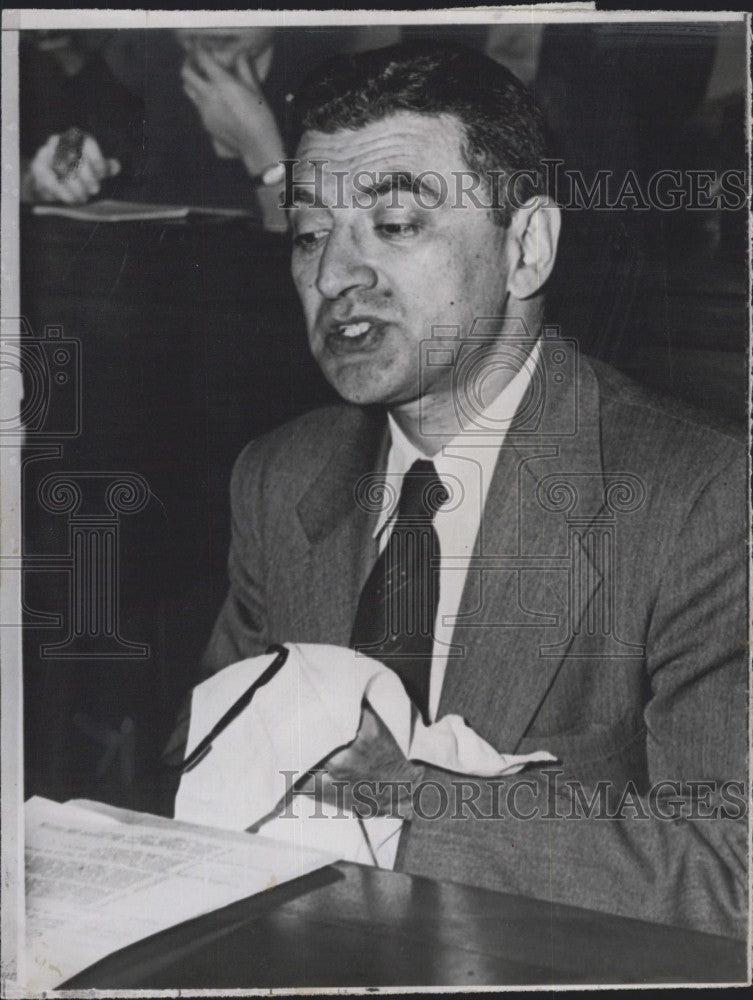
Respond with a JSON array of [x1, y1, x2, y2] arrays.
[[197, 43, 747, 938]]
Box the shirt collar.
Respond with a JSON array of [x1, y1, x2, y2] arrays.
[[374, 339, 541, 538]]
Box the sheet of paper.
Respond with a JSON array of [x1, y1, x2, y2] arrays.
[[175, 643, 555, 862], [24, 795, 335, 991], [32, 199, 191, 222], [32, 199, 255, 223]]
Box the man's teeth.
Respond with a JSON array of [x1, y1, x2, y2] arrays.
[[339, 321, 372, 338]]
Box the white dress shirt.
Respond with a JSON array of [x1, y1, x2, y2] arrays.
[[374, 339, 540, 721], [363, 340, 540, 867]]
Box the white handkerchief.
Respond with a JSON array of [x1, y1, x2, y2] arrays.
[[174, 643, 555, 863]]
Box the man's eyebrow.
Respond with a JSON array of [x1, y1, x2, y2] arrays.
[[368, 172, 440, 200], [287, 172, 441, 208]]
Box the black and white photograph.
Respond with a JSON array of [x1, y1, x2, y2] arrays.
[[0, 6, 750, 992]]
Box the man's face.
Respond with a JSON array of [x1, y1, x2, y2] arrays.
[[290, 112, 514, 409]]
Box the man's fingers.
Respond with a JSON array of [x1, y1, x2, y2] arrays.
[[75, 158, 101, 196], [60, 174, 88, 202], [37, 170, 82, 204], [193, 47, 230, 84], [82, 137, 118, 182], [29, 141, 77, 203], [234, 54, 262, 93], [44, 178, 78, 204], [40, 134, 60, 159], [211, 137, 238, 158], [53, 187, 78, 205], [182, 80, 201, 107], [81, 135, 107, 180], [181, 58, 210, 95], [70, 143, 119, 194], [30, 133, 117, 203]]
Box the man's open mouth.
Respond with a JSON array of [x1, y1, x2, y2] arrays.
[[325, 318, 387, 355]]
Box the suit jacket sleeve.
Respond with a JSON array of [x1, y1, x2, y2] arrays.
[[202, 440, 272, 674], [400, 451, 748, 939], [161, 441, 271, 769]]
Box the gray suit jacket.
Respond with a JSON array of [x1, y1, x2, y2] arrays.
[[203, 351, 747, 938]]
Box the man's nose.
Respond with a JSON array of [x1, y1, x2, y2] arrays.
[[315, 228, 378, 300]]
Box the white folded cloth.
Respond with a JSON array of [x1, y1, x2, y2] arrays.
[[175, 643, 555, 866]]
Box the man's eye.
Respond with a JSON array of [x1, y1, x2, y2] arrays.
[[293, 230, 328, 250], [376, 222, 419, 239]]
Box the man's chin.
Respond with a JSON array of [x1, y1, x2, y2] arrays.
[[322, 366, 413, 409], [327, 381, 393, 408]]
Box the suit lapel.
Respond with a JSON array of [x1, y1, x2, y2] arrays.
[[285, 353, 610, 751], [438, 351, 608, 751], [291, 407, 388, 647]]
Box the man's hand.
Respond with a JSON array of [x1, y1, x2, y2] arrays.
[[180, 49, 285, 177], [24, 134, 120, 204], [300, 702, 425, 820]]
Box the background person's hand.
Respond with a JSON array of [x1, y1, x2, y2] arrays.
[[25, 133, 120, 204], [180, 47, 285, 177], [209, 136, 238, 159]]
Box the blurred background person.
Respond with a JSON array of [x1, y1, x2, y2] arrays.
[[20, 30, 133, 205], [20, 25, 398, 229]]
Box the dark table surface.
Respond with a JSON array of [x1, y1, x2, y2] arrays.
[[62, 860, 747, 989]]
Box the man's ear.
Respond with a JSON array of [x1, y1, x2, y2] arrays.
[[506, 196, 561, 300]]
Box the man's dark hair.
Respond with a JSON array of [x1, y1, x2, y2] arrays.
[[292, 41, 547, 225]]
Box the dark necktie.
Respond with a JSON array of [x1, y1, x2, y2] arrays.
[[350, 459, 448, 724]]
